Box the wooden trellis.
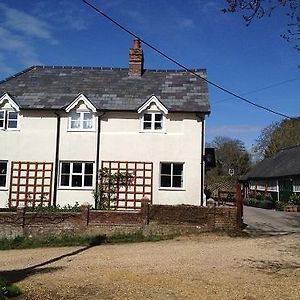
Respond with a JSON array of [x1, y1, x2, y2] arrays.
[[9, 161, 53, 208], [101, 161, 153, 209]]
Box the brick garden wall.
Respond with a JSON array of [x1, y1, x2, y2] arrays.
[[0, 201, 241, 238]]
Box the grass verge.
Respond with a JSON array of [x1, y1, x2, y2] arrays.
[[0, 231, 177, 251]]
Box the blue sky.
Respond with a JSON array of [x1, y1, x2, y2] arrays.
[[0, 0, 299, 151]]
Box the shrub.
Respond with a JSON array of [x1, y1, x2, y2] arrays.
[[0, 277, 22, 299], [244, 197, 274, 209], [289, 193, 300, 205]]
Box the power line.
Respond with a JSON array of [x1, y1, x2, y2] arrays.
[[81, 0, 293, 119], [212, 77, 300, 105]]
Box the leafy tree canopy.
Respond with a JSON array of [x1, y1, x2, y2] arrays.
[[207, 136, 251, 177], [253, 117, 300, 159], [223, 0, 300, 50]]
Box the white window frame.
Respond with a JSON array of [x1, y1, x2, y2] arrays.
[[59, 161, 94, 189], [68, 111, 95, 131], [141, 111, 166, 133], [0, 110, 19, 130], [0, 161, 8, 189], [159, 162, 185, 190]]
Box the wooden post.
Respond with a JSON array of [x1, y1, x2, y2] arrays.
[[236, 183, 243, 230]]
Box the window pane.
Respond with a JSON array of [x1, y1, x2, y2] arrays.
[[83, 113, 93, 129], [0, 162, 7, 174], [161, 175, 171, 187], [0, 176, 6, 187], [173, 175, 182, 188], [144, 114, 151, 121], [61, 163, 70, 174], [70, 113, 81, 128], [154, 122, 162, 130], [0, 111, 4, 128], [85, 163, 93, 175], [73, 163, 82, 173], [8, 111, 18, 120], [84, 175, 93, 187], [161, 163, 171, 175], [61, 175, 70, 186], [7, 120, 17, 128], [143, 122, 152, 130], [72, 175, 82, 187], [155, 114, 162, 121], [173, 163, 183, 176]]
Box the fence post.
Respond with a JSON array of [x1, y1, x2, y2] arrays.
[[236, 183, 243, 229]]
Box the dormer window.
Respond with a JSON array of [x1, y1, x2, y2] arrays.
[[143, 112, 163, 131], [65, 94, 96, 132], [137, 95, 168, 133], [0, 93, 20, 131]]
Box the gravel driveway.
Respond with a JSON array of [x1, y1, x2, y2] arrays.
[[1, 233, 299, 300]]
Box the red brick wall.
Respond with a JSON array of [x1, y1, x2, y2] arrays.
[[0, 202, 240, 238]]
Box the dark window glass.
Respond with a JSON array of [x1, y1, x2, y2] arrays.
[[73, 163, 82, 173], [7, 112, 18, 129], [0, 162, 7, 187], [61, 175, 70, 186], [173, 176, 182, 188], [61, 163, 70, 174], [155, 114, 162, 121], [84, 175, 93, 186], [161, 163, 171, 175], [161, 175, 171, 187], [72, 175, 82, 187], [154, 122, 162, 130], [85, 163, 93, 175], [144, 114, 151, 121], [0, 111, 4, 128], [173, 163, 183, 176]]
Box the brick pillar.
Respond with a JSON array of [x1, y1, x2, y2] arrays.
[[80, 203, 90, 227], [140, 197, 150, 225], [236, 183, 243, 229], [16, 205, 25, 228]]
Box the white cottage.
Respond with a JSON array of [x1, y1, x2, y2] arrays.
[[0, 39, 210, 209]]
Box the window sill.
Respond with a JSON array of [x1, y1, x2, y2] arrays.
[[159, 187, 185, 191], [67, 129, 96, 132], [58, 187, 94, 190], [0, 187, 8, 191], [139, 130, 166, 134]]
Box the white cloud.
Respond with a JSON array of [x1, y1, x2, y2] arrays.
[[177, 18, 195, 29], [0, 3, 56, 43], [0, 3, 55, 78]]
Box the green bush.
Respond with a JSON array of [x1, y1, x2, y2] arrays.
[[0, 277, 22, 299], [244, 197, 275, 209], [289, 193, 300, 205]]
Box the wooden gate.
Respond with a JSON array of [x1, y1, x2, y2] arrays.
[[9, 161, 53, 208], [101, 161, 153, 209]]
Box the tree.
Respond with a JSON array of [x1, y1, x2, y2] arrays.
[[208, 136, 251, 177], [253, 117, 300, 159], [223, 0, 300, 50]]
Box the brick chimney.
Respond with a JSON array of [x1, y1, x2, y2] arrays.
[[129, 39, 144, 77]]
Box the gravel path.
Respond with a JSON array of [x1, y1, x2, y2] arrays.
[[0, 233, 299, 299]]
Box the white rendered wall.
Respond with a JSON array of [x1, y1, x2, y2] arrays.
[[100, 112, 204, 206], [0, 110, 57, 207]]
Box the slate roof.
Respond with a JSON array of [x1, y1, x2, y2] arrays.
[[242, 146, 300, 180], [0, 66, 210, 113]]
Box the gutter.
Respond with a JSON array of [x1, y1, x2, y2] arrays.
[[53, 111, 61, 206], [95, 112, 105, 207]]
